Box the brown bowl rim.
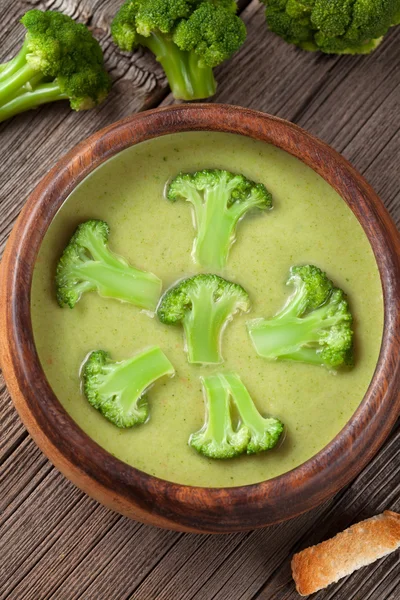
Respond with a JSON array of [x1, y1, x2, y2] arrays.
[[1, 104, 399, 533]]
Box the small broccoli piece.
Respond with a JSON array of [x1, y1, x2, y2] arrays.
[[189, 372, 284, 458], [82, 347, 175, 427], [247, 265, 354, 368], [56, 220, 162, 311], [167, 169, 272, 269], [189, 374, 250, 458], [262, 0, 400, 54], [0, 10, 111, 122], [223, 373, 284, 454], [111, 0, 246, 100], [157, 274, 250, 364]]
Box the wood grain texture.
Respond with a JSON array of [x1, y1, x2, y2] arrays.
[[0, 0, 399, 597]]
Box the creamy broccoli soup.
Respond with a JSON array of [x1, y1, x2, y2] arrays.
[[31, 132, 383, 487]]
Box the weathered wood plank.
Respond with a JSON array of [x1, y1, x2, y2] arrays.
[[7, 505, 122, 600], [0, 378, 26, 463], [58, 523, 181, 600], [131, 530, 248, 599], [0, 435, 50, 520], [0, 471, 86, 596]]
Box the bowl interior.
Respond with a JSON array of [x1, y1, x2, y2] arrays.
[[1, 104, 399, 532]]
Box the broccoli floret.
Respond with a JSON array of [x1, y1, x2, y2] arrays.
[[190, 372, 284, 458], [262, 0, 400, 54], [82, 347, 175, 427], [224, 373, 284, 454], [157, 274, 250, 364], [189, 373, 250, 458], [111, 0, 246, 100], [56, 220, 162, 311], [0, 10, 111, 122], [247, 265, 354, 368], [167, 169, 272, 269]]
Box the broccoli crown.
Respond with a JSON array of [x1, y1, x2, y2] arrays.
[[263, 0, 400, 54], [56, 219, 162, 310], [247, 264, 354, 369], [189, 373, 284, 459], [287, 264, 334, 314], [316, 288, 353, 366], [112, 0, 245, 56], [82, 347, 175, 428], [111, 1, 246, 100], [56, 220, 109, 307], [158, 273, 249, 323], [157, 274, 250, 364], [167, 169, 272, 269], [168, 169, 272, 208], [173, 2, 247, 68], [20, 10, 111, 109], [111, 0, 195, 49]]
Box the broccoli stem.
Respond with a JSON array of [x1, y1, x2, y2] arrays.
[[223, 373, 267, 432], [93, 347, 173, 417], [200, 375, 233, 444], [0, 40, 29, 81], [194, 192, 236, 270], [0, 62, 39, 106], [248, 309, 341, 359], [139, 32, 216, 100], [194, 186, 259, 269], [66, 261, 161, 310], [0, 82, 68, 122], [223, 373, 282, 453], [183, 284, 237, 363], [275, 347, 330, 365]]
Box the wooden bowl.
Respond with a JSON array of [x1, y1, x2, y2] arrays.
[[1, 105, 399, 533]]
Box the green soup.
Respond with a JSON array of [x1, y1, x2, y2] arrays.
[[31, 132, 383, 487]]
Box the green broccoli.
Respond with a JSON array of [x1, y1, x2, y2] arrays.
[[56, 220, 162, 311], [262, 0, 400, 54], [190, 372, 284, 458], [111, 0, 246, 100], [223, 373, 284, 454], [167, 169, 272, 269], [0, 10, 111, 122], [82, 347, 175, 427], [189, 373, 250, 458], [247, 265, 354, 368], [157, 274, 250, 364]]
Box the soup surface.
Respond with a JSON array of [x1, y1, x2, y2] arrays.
[[31, 132, 383, 487]]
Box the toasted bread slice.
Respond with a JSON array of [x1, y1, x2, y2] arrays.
[[291, 511, 400, 596]]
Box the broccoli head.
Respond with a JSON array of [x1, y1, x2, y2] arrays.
[[157, 274, 250, 364], [56, 220, 162, 311], [82, 347, 175, 427], [111, 0, 246, 100], [167, 169, 272, 269], [247, 265, 354, 369], [190, 372, 284, 459], [262, 0, 400, 54], [0, 10, 111, 122]]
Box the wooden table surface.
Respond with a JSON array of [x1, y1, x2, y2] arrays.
[[1, 1, 399, 598]]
